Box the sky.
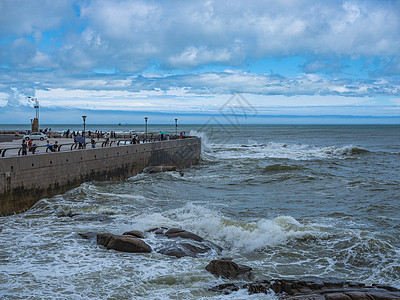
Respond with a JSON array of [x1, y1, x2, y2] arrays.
[[0, 0, 400, 124]]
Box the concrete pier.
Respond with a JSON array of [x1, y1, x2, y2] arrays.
[[0, 137, 201, 216]]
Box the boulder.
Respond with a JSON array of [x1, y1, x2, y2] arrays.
[[78, 232, 98, 240], [210, 276, 400, 299], [97, 233, 152, 253], [123, 230, 144, 239], [149, 227, 223, 258], [97, 233, 114, 246], [72, 214, 114, 222], [206, 259, 253, 280], [147, 227, 168, 234], [165, 228, 204, 242], [143, 166, 178, 173], [156, 242, 211, 258]]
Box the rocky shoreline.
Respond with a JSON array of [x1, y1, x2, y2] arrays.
[[79, 226, 400, 299]]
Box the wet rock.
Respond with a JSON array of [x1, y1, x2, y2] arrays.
[[147, 227, 168, 234], [72, 214, 114, 222], [123, 230, 144, 239], [165, 228, 204, 242], [206, 259, 253, 280], [97, 233, 152, 253], [78, 232, 98, 240], [97, 233, 114, 247], [209, 283, 239, 295], [210, 276, 400, 299], [150, 227, 223, 258], [143, 166, 179, 173], [156, 241, 211, 258]]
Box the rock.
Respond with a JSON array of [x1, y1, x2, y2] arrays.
[[147, 227, 168, 234], [78, 232, 98, 240], [210, 277, 400, 299], [165, 228, 204, 242], [205, 259, 253, 280], [149, 227, 223, 258], [156, 246, 188, 258], [143, 166, 178, 173], [72, 214, 114, 222], [97, 233, 114, 246], [123, 230, 144, 239], [157, 242, 211, 258], [97, 233, 152, 253], [209, 283, 239, 295]]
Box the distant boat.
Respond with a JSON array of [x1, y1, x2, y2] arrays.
[[118, 123, 121, 126]]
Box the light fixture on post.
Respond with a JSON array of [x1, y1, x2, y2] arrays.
[[175, 118, 178, 137], [82, 115, 87, 138], [144, 117, 148, 142], [28, 96, 39, 132]]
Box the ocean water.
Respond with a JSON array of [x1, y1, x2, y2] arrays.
[[0, 124, 399, 299]]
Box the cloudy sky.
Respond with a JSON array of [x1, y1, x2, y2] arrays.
[[1, 0, 400, 124]]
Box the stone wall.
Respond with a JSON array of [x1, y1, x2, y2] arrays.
[[0, 138, 201, 216]]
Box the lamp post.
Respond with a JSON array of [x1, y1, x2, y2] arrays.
[[28, 96, 39, 132], [144, 117, 148, 142], [82, 115, 87, 138], [175, 118, 178, 137]]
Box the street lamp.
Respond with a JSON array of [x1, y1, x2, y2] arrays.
[[28, 96, 39, 119], [82, 115, 87, 138], [175, 118, 178, 137], [28, 96, 39, 132], [144, 117, 148, 142]]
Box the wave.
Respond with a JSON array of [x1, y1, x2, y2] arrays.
[[204, 142, 369, 161], [190, 130, 371, 161], [127, 203, 319, 253]]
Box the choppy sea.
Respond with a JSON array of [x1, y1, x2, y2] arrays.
[[0, 124, 399, 299]]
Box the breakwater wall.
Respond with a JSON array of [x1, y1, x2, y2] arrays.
[[0, 137, 201, 216]]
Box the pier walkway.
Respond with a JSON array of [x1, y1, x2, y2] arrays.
[[0, 136, 175, 158]]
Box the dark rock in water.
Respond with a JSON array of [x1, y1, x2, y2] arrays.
[[149, 227, 223, 258], [97, 233, 152, 253], [123, 230, 144, 239], [143, 166, 178, 173], [206, 259, 253, 280], [156, 245, 189, 258], [71, 214, 114, 222], [210, 283, 240, 295], [210, 276, 400, 299], [78, 232, 98, 240], [97, 233, 114, 247], [156, 241, 212, 258], [147, 227, 168, 234], [165, 228, 204, 242]]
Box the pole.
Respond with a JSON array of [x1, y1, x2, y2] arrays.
[[145, 117, 148, 142], [82, 115, 87, 138], [175, 118, 178, 137], [28, 97, 39, 131]]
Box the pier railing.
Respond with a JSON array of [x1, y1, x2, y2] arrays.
[[0, 136, 191, 157]]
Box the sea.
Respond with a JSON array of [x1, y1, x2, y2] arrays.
[[0, 124, 399, 299]]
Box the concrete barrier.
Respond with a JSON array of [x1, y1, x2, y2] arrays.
[[0, 137, 201, 216]]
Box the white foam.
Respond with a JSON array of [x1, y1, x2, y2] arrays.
[[202, 141, 368, 161], [126, 203, 318, 252]]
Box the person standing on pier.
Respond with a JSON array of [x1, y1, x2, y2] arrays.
[[21, 140, 27, 155]]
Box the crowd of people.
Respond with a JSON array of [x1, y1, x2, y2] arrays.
[[19, 129, 187, 155]]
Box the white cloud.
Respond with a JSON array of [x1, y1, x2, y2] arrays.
[[0, 0, 399, 121]]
